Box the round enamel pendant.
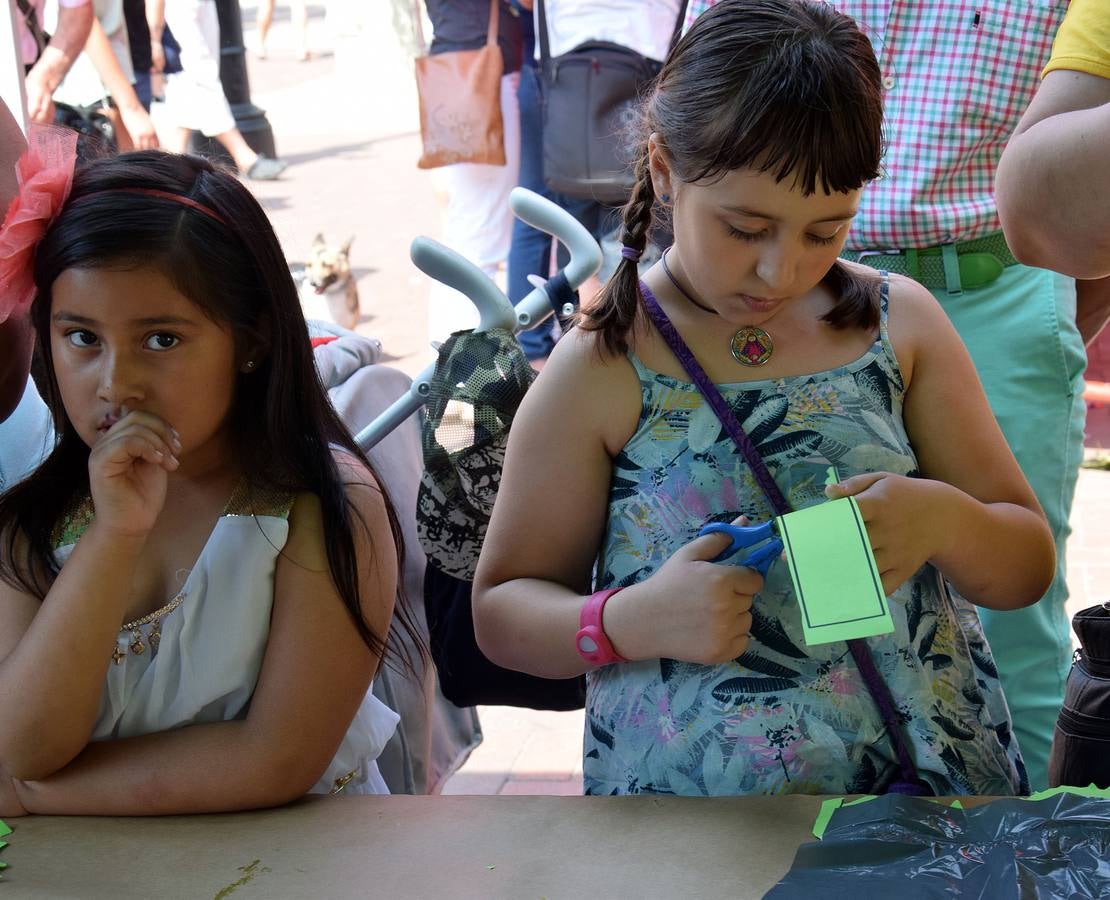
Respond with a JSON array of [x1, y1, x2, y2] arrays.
[[730, 326, 774, 367]]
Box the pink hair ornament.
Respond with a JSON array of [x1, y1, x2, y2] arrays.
[[0, 125, 78, 323]]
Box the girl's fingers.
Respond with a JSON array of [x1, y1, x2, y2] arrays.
[[825, 471, 886, 500], [730, 569, 762, 599], [100, 423, 177, 459], [103, 412, 180, 453], [100, 432, 178, 470]]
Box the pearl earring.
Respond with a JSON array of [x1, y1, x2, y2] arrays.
[[245, 360, 255, 370]]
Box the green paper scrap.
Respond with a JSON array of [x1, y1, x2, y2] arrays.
[[0, 820, 9, 838], [776, 497, 893, 646], [824, 465, 841, 487], [812, 795, 879, 838], [811, 798, 843, 839], [1028, 783, 1110, 801]]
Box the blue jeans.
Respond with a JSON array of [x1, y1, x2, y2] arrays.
[[133, 72, 153, 111], [507, 63, 615, 360]]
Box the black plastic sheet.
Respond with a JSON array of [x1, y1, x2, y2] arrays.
[[766, 793, 1110, 898]]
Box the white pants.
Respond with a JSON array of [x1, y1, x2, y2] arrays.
[[163, 0, 236, 136], [427, 72, 521, 341]]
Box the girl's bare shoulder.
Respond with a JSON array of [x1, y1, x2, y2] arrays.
[[531, 326, 643, 455]]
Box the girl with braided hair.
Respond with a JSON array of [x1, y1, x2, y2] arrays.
[[473, 0, 1054, 797]]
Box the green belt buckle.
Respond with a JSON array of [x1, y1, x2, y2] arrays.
[[957, 252, 1005, 291]]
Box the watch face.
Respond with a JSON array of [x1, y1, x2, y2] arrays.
[[577, 633, 600, 654]]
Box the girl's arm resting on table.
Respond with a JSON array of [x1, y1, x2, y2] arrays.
[[12, 465, 397, 815], [473, 330, 763, 675], [837, 276, 1055, 609], [0, 524, 147, 780]]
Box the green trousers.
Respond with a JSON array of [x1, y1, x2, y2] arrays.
[[928, 264, 1086, 790]]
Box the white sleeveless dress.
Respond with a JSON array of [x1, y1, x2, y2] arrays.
[[54, 487, 400, 795]]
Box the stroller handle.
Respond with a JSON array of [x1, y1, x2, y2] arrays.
[[354, 190, 603, 450], [410, 237, 517, 332]]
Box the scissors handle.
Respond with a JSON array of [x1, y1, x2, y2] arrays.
[[698, 521, 782, 576]]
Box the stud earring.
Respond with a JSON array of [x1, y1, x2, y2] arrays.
[[245, 360, 255, 371], [660, 193, 671, 203]]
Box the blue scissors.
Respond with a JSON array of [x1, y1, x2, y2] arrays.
[[697, 520, 783, 576]]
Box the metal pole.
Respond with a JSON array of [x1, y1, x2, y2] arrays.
[[188, 0, 277, 162]]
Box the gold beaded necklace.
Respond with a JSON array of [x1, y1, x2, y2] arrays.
[[111, 591, 188, 664]]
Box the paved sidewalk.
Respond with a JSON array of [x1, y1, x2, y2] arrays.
[[223, 5, 1108, 797]]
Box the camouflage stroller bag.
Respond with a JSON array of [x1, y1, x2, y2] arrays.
[[416, 327, 586, 710]]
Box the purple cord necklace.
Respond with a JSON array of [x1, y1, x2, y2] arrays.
[[659, 249, 775, 367]]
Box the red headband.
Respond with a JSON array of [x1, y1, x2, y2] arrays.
[[0, 130, 230, 324], [78, 187, 228, 225]]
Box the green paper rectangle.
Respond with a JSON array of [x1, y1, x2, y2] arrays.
[[776, 497, 894, 646]]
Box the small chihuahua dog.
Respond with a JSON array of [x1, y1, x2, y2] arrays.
[[298, 234, 360, 330]]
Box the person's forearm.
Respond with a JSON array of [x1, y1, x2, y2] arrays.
[[927, 482, 1055, 610], [145, 0, 165, 41], [26, 5, 95, 95], [997, 102, 1110, 279], [0, 523, 147, 780], [82, 19, 143, 113], [473, 578, 593, 679], [14, 720, 311, 816], [1076, 276, 1110, 347]]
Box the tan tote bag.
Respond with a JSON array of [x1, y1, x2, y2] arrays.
[[414, 0, 506, 168]]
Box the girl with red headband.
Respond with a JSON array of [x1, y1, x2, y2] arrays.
[[0, 130, 420, 815]]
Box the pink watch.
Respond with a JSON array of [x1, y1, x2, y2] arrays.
[[576, 588, 628, 667]]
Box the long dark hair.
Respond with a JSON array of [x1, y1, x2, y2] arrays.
[[580, 0, 885, 355], [0, 151, 422, 674]]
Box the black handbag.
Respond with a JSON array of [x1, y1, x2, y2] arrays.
[[1048, 603, 1110, 789], [536, 0, 687, 205]]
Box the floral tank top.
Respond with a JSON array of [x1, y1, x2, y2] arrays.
[[586, 280, 1028, 797]]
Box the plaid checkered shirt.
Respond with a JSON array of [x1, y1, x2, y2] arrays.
[[683, 1, 1069, 251]]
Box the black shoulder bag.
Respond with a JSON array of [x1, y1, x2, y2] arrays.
[[1048, 603, 1110, 788], [537, 0, 687, 205]]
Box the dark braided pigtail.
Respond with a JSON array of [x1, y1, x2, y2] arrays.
[[577, 147, 657, 356]]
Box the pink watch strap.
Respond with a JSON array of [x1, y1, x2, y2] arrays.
[[576, 587, 628, 666]]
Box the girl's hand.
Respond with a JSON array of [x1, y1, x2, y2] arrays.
[[0, 770, 28, 818], [88, 410, 180, 538], [825, 472, 949, 595], [608, 517, 764, 665]]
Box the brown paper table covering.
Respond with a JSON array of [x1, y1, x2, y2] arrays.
[[2, 794, 835, 898]]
